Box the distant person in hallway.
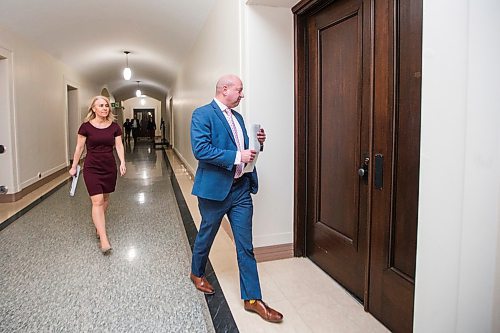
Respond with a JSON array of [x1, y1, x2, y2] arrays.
[[189, 74, 283, 323], [123, 118, 132, 141], [69, 95, 126, 255], [147, 116, 156, 142], [131, 116, 140, 142]]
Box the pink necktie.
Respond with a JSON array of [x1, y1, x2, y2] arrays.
[[225, 109, 244, 178]]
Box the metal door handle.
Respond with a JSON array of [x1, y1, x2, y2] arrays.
[[374, 154, 384, 189], [358, 166, 367, 177], [358, 157, 369, 177]]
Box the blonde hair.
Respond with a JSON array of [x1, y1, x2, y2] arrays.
[[84, 95, 116, 122]]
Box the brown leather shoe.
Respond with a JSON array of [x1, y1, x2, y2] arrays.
[[190, 273, 215, 295], [244, 300, 283, 323]]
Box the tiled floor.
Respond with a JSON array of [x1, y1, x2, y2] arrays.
[[0, 145, 214, 332], [0, 147, 389, 332]]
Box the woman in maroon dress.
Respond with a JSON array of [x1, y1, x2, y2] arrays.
[[69, 96, 126, 254]]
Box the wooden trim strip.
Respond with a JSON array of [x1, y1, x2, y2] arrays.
[[222, 218, 293, 262], [0, 167, 70, 203], [255, 243, 294, 262]]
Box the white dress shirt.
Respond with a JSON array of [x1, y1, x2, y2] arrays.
[[214, 98, 244, 166]]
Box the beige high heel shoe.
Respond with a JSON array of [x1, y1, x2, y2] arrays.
[[100, 244, 112, 255]]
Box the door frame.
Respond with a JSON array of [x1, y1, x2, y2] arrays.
[[293, 0, 319, 258], [133, 108, 156, 138]]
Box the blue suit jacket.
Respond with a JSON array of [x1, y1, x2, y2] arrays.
[[191, 100, 258, 201]]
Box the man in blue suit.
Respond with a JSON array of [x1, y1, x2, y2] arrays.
[[189, 74, 283, 323]]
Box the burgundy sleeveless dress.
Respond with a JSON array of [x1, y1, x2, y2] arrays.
[[78, 121, 122, 196]]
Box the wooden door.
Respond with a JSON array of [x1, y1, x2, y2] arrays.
[[304, 0, 372, 301], [368, 0, 422, 332], [294, 0, 422, 331]]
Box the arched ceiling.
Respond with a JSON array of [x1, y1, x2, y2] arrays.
[[0, 0, 216, 101], [0, 0, 297, 101]]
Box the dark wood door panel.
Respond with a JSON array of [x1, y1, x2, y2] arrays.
[[390, 0, 422, 279], [305, 0, 371, 301], [368, 0, 422, 331], [375, 272, 414, 329], [318, 13, 360, 242]]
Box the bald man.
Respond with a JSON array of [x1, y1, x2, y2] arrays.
[[189, 74, 283, 323]]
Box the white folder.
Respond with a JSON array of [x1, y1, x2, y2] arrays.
[[243, 124, 261, 173], [69, 165, 81, 197]]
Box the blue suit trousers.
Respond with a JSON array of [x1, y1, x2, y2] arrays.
[[191, 177, 262, 300]]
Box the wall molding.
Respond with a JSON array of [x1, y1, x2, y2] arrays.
[[172, 148, 196, 178], [0, 166, 69, 203], [254, 243, 294, 262]]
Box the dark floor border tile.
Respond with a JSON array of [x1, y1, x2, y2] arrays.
[[162, 149, 239, 333], [0, 179, 70, 231]]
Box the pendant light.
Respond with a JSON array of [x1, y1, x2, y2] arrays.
[[123, 51, 132, 80], [135, 81, 142, 97]]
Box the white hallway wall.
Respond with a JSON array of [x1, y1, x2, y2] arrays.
[[172, 0, 240, 171], [172, 0, 294, 247], [0, 25, 99, 193], [242, 5, 294, 246], [415, 0, 500, 331]]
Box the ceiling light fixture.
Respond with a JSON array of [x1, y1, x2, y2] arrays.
[[136, 81, 142, 97], [123, 51, 132, 80]]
